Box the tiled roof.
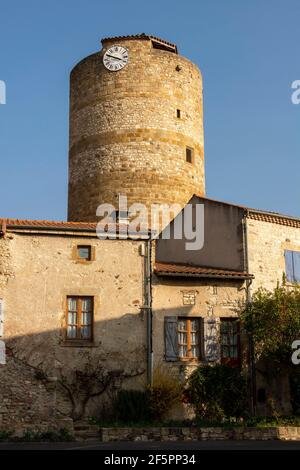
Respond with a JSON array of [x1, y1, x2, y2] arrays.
[[154, 262, 253, 279], [2, 195, 300, 235], [195, 196, 300, 228], [246, 211, 300, 228], [0, 218, 98, 230], [101, 34, 178, 53], [0, 218, 149, 236]]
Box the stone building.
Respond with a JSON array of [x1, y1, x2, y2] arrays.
[[68, 34, 205, 222], [0, 34, 299, 429]]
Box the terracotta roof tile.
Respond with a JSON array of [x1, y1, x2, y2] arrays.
[[0, 218, 149, 235], [246, 211, 300, 228], [155, 262, 253, 280], [101, 34, 178, 53], [0, 218, 98, 230]]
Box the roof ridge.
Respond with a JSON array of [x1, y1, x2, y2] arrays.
[[101, 34, 178, 52], [154, 262, 253, 279], [193, 195, 300, 223], [155, 261, 247, 273]]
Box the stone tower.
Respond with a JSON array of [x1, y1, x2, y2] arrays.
[[68, 34, 205, 222]]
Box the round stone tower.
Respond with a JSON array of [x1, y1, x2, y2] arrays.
[[68, 34, 205, 222]]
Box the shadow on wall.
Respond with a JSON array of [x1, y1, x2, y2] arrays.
[[0, 313, 150, 429], [0, 303, 193, 429]]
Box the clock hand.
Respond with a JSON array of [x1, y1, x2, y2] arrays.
[[106, 54, 124, 61]]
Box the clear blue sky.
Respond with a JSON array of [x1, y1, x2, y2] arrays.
[[0, 0, 299, 220]]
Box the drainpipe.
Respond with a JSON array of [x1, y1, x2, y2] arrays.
[[242, 213, 256, 416], [143, 238, 153, 386]]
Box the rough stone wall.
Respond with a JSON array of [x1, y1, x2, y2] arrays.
[[246, 217, 300, 291], [0, 232, 147, 428], [0, 236, 14, 292], [246, 216, 300, 415], [68, 37, 205, 222], [100, 426, 300, 442], [152, 275, 246, 368], [0, 353, 57, 431]]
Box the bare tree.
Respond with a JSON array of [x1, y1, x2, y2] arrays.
[[7, 345, 144, 421]]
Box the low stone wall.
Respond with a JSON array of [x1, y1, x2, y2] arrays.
[[100, 426, 300, 442]]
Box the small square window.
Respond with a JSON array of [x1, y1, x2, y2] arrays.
[[176, 109, 181, 119], [77, 245, 91, 261], [186, 147, 194, 164]]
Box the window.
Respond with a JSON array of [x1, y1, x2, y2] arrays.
[[220, 318, 240, 366], [257, 388, 267, 403], [178, 318, 200, 359], [186, 147, 194, 164], [66, 296, 93, 341], [113, 210, 129, 224], [176, 109, 181, 119], [285, 250, 300, 283], [77, 245, 91, 261]]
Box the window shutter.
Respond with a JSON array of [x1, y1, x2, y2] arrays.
[[0, 340, 5, 365], [204, 317, 220, 362], [285, 250, 294, 282], [0, 300, 3, 337], [292, 252, 300, 283], [164, 316, 178, 361]]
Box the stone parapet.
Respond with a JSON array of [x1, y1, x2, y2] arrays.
[[99, 426, 300, 442]]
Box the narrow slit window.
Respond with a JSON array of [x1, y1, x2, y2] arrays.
[[177, 109, 181, 119], [186, 147, 194, 164]]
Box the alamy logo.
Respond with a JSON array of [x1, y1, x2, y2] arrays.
[[291, 340, 300, 364], [95, 195, 205, 251], [291, 80, 300, 105], [0, 80, 6, 105]]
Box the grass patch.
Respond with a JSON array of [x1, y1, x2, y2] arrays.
[[0, 428, 73, 442], [89, 416, 300, 429]]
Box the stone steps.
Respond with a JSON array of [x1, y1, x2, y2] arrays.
[[74, 422, 100, 441]]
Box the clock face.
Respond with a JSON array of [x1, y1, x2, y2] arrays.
[[103, 46, 129, 71]]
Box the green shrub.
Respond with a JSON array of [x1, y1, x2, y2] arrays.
[[185, 364, 248, 421], [147, 366, 183, 421], [289, 369, 300, 415], [113, 368, 183, 424], [14, 428, 73, 442], [114, 389, 151, 423], [0, 430, 13, 441]]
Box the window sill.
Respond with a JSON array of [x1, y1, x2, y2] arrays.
[[72, 259, 94, 265], [166, 358, 202, 365], [178, 358, 201, 363], [60, 340, 96, 348]]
